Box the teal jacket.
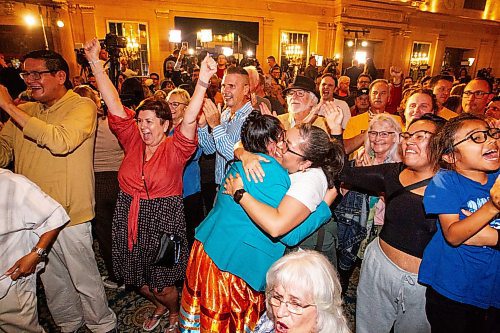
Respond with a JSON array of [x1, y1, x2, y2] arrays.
[[195, 154, 332, 291]]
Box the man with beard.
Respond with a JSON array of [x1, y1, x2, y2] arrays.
[[277, 76, 328, 133], [198, 66, 253, 186], [462, 77, 494, 116]]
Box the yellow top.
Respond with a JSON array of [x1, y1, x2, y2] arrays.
[[0, 90, 97, 226], [343, 111, 404, 139], [437, 107, 458, 120]]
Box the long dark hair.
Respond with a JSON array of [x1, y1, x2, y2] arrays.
[[296, 123, 345, 189], [240, 110, 283, 154]]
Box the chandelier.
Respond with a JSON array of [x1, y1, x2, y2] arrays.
[[124, 28, 140, 61]]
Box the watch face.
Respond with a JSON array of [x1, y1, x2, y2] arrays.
[[234, 189, 246, 203]]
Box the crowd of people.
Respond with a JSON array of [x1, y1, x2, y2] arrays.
[[0, 38, 499, 333]]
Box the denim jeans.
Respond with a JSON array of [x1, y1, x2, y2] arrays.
[[334, 189, 368, 271]]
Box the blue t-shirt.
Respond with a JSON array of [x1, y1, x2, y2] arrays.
[[168, 128, 202, 197], [419, 169, 500, 309]]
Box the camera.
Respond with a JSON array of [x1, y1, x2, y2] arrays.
[[74, 48, 88, 67], [99, 33, 127, 58]]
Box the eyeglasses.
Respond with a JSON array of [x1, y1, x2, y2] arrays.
[[168, 102, 187, 109], [367, 131, 395, 139], [463, 90, 491, 99], [286, 89, 306, 98], [452, 128, 500, 148], [399, 130, 434, 142], [280, 136, 306, 159], [19, 70, 56, 81], [269, 294, 315, 315]]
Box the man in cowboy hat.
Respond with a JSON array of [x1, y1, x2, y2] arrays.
[[278, 75, 329, 133]]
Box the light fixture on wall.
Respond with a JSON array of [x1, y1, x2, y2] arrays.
[[468, 58, 475, 66], [361, 40, 368, 47], [23, 13, 36, 26], [56, 19, 64, 28], [346, 40, 354, 47]]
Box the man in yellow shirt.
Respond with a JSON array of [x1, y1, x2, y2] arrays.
[[0, 50, 116, 333], [343, 79, 404, 154]]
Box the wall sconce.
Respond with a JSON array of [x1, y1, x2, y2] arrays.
[[361, 40, 368, 47], [56, 19, 64, 28], [468, 58, 475, 66], [346, 40, 354, 47], [246, 50, 253, 57], [24, 13, 37, 27]]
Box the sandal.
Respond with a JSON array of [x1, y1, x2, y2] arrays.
[[165, 313, 179, 333], [143, 310, 168, 332]]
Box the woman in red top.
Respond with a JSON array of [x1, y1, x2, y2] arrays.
[[84, 38, 217, 332]]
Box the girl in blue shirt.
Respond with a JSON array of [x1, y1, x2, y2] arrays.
[[420, 113, 500, 332]]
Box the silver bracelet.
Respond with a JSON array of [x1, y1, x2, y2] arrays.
[[197, 80, 210, 88], [88, 60, 101, 66]]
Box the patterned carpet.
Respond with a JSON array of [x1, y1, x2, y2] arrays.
[[38, 242, 359, 332]]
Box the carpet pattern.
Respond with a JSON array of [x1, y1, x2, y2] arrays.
[[38, 242, 359, 332]]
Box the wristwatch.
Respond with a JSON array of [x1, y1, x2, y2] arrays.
[[233, 189, 247, 204], [31, 246, 48, 259]]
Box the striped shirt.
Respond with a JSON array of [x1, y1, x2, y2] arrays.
[[198, 101, 253, 185]]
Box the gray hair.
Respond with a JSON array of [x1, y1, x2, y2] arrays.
[[364, 114, 402, 163], [265, 250, 350, 333]]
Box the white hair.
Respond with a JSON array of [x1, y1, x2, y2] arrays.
[[364, 114, 402, 163], [265, 250, 351, 333]]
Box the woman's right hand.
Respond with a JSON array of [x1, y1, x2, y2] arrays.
[[355, 146, 372, 167], [83, 38, 101, 62], [240, 150, 269, 183]]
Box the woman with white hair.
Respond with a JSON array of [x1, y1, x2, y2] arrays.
[[253, 250, 350, 333], [336, 114, 402, 295]]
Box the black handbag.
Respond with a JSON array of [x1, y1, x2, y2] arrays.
[[152, 233, 182, 267]]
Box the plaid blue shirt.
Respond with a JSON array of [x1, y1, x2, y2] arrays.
[[198, 101, 253, 185]]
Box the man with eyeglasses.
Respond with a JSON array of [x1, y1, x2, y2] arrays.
[[277, 75, 329, 134], [0, 50, 117, 332], [462, 78, 494, 116], [345, 73, 372, 109]]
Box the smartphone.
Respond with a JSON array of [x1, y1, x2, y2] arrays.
[[182, 41, 188, 49]]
